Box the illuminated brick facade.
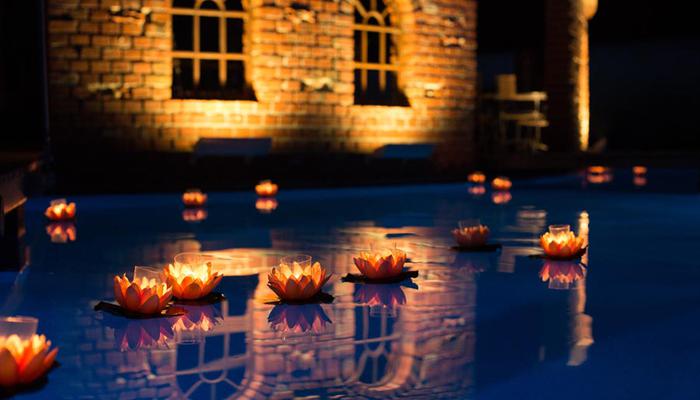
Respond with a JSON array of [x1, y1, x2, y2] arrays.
[[46, 0, 477, 163]]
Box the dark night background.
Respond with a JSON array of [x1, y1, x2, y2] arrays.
[[478, 0, 700, 152], [2, 1, 699, 153]]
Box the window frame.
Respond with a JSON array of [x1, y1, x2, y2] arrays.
[[168, 0, 253, 99]]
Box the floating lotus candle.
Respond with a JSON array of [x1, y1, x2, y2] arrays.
[[633, 165, 647, 175], [0, 316, 58, 389], [255, 180, 278, 197], [540, 224, 587, 260], [268, 304, 332, 334], [113, 266, 172, 315], [452, 219, 489, 248], [467, 171, 486, 184], [353, 246, 407, 280], [44, 199, 76, 221], [268, 255, 331, 301], [182, 189, 207, 207], [182, 208, 207, 222], [255, 197, 278, 213], [165, 253, 225, 300], [539, 261, 586, 290], [587, 166, 606, 174], [491, 191, 512, 205], [586, 166, 612, 184], [468, 185, 486, 196], [45, 222, 76, 243], [491, 176, 512, 191]]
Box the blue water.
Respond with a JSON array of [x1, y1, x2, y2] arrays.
[[3, 168, 700, 399]]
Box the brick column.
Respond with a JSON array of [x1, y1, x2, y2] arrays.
[[544, 0, 597, 152]]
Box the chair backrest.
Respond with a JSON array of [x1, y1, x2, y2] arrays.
[[193, 138, 272, 158]]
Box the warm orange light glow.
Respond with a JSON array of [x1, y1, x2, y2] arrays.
[[540, 224, 587, 260], [255, 197, 278, 213], [491, 191, 512, 205], [467, 171, 486, 184], [165, 260, 223, 300], [491, 176, 512, 191], [182, 208, 208, 222], [113, 274, 172, 315], [633, 175, 647, 187], [268, 304, 332, 334], [0, 334, 58, 388], [255, 180, 278, 197], [468, 185, 486, 196], [539, 261, 586, 289], [586, 166, 612, 184], [182, 189, 207, 207], [44, 199, 76, 221], [267, 256, 331, 301], [45, 222, 77, 243], [587, 166, 607, 174], [114, 319, 174, 351], [353, 248, 407, 279], [633, 165, 647, 175], [452, 224, 489, 248]]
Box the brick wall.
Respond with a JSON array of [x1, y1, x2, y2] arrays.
[[46, 0, 477, 164]]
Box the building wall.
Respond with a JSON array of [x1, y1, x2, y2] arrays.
[[46, 0, 477, 163]]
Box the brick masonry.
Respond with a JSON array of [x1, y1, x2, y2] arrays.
[[46, 0, 477, 165]]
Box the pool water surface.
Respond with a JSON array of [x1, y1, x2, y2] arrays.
[[3, 169, 700, 399]]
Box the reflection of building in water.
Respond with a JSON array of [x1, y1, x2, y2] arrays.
[[568, 211, 593, 366], [66, 254, 475, 398], [497, 206, 547, 273]]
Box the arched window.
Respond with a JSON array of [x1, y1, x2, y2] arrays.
[[170, 0, 255, 100], [351, 0, 408, 106]]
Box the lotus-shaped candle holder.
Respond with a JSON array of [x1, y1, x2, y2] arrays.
[[491, 191, 512, 204], [182, 189, 207, 208], [114, 267, 173, 315], [491, 176, 512, 191], [112, 318, 175, 351], [353, 247, 407, 280], [0, 334, 58, 388], [268, 255, 331, 301], [182, 208, 207, 222], [633, 165, 647, 175], [452, 220, 489, 248], [468, 171, 486, 184], [255, 180, 278, 197], [255, 197, 278, 213], [268, 304, 332, 334], [540, 224, 587, 260], [539, 261, 586, 290], [44, 199, 76, 221], [45, 222, 76, 243], [165, 253, 225, 300], [586, 166, 613, 184]]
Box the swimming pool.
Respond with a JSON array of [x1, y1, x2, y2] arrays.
[[3, 168, 700, 399]]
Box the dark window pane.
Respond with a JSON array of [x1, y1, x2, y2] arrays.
[[354, 69, 408, 106], [199, 60, 220, 90], [367, 31, 380, 63], [172, 58, 194, 98], [173, 15, 193, 51], [226, 18, 244, 53], [226, 0, 244, 11], [200, 0, 220, 10], [200, 16, 220, 52], [354, 30, 363, 62]]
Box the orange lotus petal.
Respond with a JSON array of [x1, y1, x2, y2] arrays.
[[139, 294, 160, 314], [353, 250, 405, 279], [0, 348, 19, 387]]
